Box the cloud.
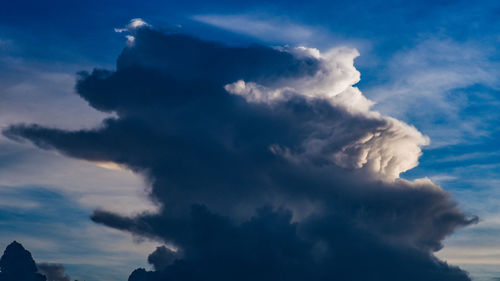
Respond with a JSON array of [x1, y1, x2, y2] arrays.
[[367, 38, 500, 147], [37, 263, 70, 281], [114, 18, 151, 33], [0, 185, 159, 281], [147, 245, 180, 271], [0, 188, 40, 209], [192, 14, 316, 44], [115, 18, 152, 47], [223, 45, 428, 180], [432, 173, 500, 270], [123, 205, 473, 281], [0, 143, 153, 215], [4, 23, 476, 280], [0, 61, 108, 133]]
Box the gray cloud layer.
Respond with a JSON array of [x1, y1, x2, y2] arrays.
[[37, 263, 70, 281], [4, 21, 477, 281]]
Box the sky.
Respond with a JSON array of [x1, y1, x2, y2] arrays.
[[0, 1, 499, 281]]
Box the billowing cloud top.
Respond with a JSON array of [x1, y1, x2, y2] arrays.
[[4, 22, 476, 281], [224, 45, 429, 181]]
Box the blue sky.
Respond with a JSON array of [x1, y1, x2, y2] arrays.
[[1, 1, 499, 281]]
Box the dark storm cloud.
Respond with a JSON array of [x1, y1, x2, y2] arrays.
[[4, 23, 477, 280], [147, 246, 179, 271], [125, 206, 471, 281]]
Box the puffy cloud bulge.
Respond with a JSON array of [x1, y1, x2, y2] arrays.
[[224, 45, 428, 181], [4, 20, 477, 281]]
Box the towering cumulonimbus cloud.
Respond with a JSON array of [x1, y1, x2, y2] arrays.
[[4, 20, 477, 281]]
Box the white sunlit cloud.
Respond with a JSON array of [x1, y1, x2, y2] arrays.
[[225, 45, 429, 181], [114, 18, 151, 33], [115, 18, 151, 46]]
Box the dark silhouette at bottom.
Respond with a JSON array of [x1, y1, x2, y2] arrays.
[[0, 241, 46, 281]]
